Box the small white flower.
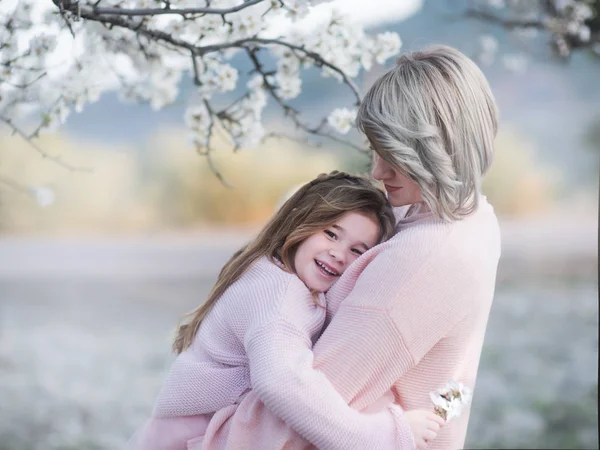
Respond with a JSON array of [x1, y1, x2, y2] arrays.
[[282, 0, 310, 21], [162, 19, 187, 40], [204, 64, 238, 93], [430, 379, 473, 423], [480, 35, 498, 53], [184, 103, 210, 129], [487, 0, 505, 9], [29, 34, 57, 57], [572, 3, 593, 21], [30, 186, 55, 207], [275, 71, 301, 99], [502, 53, 528, 73], [327, 107, 357, 134], [247, 74, 264, 91], [577, 25, 591, 43], [373, 31, 402, 65]]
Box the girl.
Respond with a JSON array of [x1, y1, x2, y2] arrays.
[[131, 171, 444, 450]]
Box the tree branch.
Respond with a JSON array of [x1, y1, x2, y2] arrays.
[[246, 48, 365, 152], [53, 1, 362, 105], [0, 116, 92, 172], [465, 9, 546, 29], [83, 0, 265, 18], [205, 38, 361, 104]]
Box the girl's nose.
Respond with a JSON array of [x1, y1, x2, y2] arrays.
[[329, 246, 347, 265]]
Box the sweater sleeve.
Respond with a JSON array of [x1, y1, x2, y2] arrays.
[[245, 318, 415, 450]]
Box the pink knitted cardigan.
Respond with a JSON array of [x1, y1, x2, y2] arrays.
[[130, 257, 414, 450], [195, 196, 501, 450]]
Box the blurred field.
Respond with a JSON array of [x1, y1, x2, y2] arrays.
[[0, 220, 597, 450], [0, 125, 579, 236]]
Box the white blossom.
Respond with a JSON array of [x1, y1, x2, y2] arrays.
[[480, 35, 499, 53], [502, 53, 528, 73], [373, 32, 402, 65], [487, 0, 505, 9], [576, 25, 591, 42], [230, 12, 265, 38], [184, 103, 210, 130], [479, 34, 498, 66], [201, 63, 239, 94], [28, 34, 57, 57], [0, 0, 409, 176], [572, 3, 594, 21], [327, 107, 357, 134], [30, 185, 55, 207], [275, 73, 302, 99], [429, 380, 473, 423], [282, 0, 311, 21]]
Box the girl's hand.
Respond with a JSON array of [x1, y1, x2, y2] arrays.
[[404, 409, 445, 450]]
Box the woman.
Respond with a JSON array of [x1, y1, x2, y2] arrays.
[[197, 44, 501, 450]]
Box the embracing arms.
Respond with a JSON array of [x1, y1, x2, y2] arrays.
[[244, 316, 415, 450]]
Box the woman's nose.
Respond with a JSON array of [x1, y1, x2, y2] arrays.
[[372, 155, 388, 180]]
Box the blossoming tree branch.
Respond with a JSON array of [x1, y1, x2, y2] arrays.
[[0, 0, 402, 184], [0, 0, 597, 199], [469, 0, 599, 62]]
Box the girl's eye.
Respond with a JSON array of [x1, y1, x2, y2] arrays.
[[351, 248, 363, 256], [324, 230, 336, 239]]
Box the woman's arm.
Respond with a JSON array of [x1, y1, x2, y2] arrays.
[[245, 318, 415, 450], [311, 242, 475, 408]]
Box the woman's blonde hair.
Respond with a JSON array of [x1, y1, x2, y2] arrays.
[[356, 45, 499, 221], [172, 170, 395, 354]]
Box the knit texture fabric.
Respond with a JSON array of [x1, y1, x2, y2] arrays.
[[199, 195, 501, 450], [133, 257, 414, 450]]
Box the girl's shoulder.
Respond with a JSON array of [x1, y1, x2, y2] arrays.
[[230, 256, 309, 304], [223, 256, 317, 328]]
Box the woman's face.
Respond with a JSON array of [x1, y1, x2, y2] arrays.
[[293, 212, 380, 293], [372, 153, 423, 207]]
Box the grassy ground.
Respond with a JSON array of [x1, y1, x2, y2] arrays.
[[0, 273, 597, 449]]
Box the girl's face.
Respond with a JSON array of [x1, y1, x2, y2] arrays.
[[371, 153, 423, 207], [294, 211, 380, 293]]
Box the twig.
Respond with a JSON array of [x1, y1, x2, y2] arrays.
[[465, 8, 546, 30], [0, 116, 92, 172]]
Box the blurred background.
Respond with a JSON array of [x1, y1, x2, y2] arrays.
[[0, 1, 598, 449]]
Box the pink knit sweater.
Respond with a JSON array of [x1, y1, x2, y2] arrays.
[[196, 196, 501, 450], [131, 257, 414, 450]]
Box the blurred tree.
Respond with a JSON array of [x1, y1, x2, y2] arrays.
[[467, 0, 600, 61], [584, 115, 600, 153], [0, 0, 402, 185]]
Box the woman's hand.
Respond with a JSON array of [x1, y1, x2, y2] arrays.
[[404, 410, 445, 450]]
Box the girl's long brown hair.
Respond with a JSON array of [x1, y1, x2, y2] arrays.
[[172, 170, 396, 354]]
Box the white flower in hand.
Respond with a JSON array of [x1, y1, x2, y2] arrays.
[[430, 379, 473, 423]]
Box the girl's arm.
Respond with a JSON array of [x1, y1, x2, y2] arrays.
[[245, 317, 415, 450], [152, 350, 250, 418]]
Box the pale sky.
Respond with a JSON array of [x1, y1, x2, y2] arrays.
[[266, 0, 423, 36]]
